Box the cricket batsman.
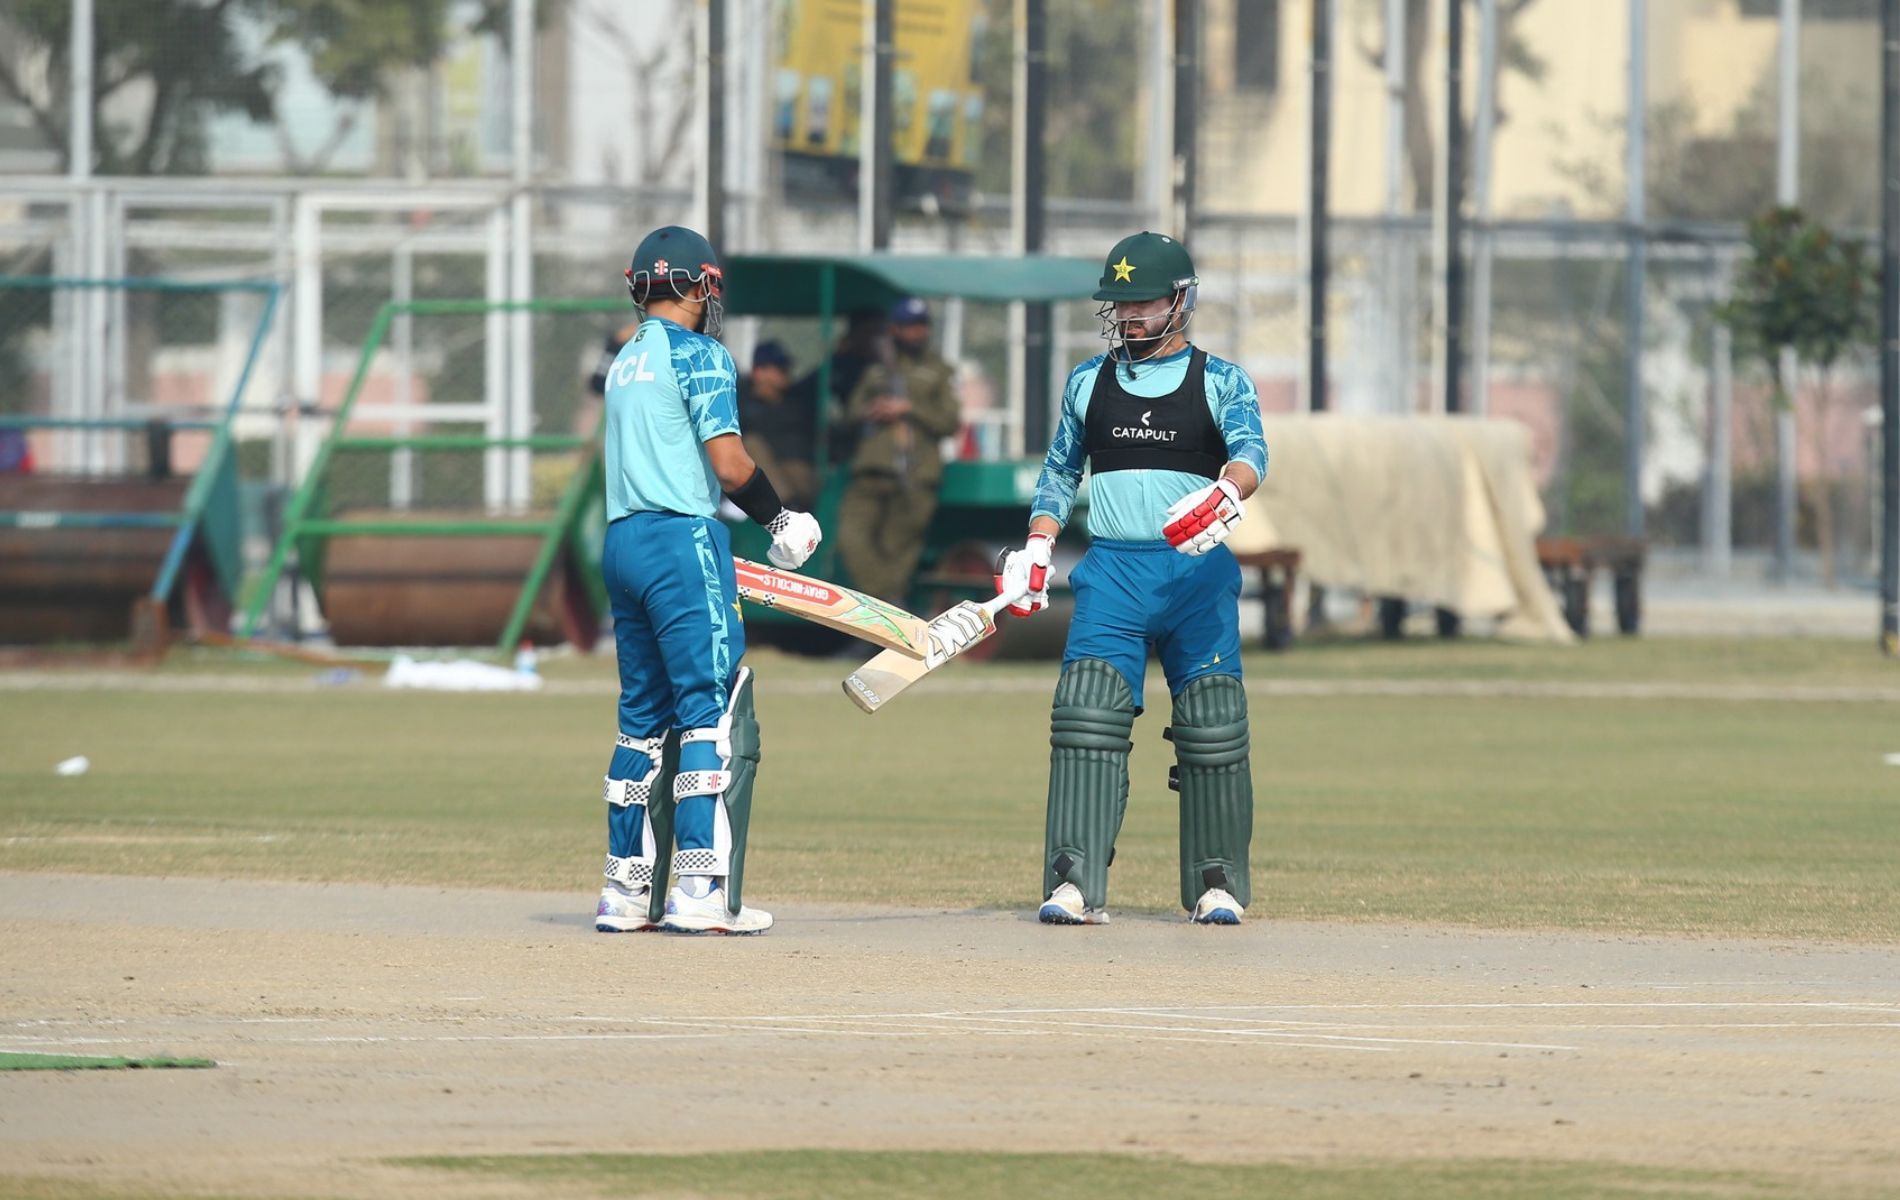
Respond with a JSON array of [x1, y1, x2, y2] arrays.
[[996, 232, 1267, 927], [593, 225, 821, 936]]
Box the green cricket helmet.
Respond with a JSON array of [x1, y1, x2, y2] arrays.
[[1093, 231, 1198, 362], [626, 225, 725, 336]]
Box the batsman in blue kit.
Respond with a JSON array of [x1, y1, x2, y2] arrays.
[[996, 232, 1267, 927], [593, 225, 821, 936]]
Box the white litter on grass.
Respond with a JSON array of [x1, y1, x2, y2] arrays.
[[382, 655, 543, 693], [53, 756, 90, 777], [1885, 753, 1900, 766]]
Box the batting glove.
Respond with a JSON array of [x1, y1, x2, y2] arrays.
[[994, 532, 1054, 617], [766, 509, 822, 570], [1162, 478, 1245, 556]]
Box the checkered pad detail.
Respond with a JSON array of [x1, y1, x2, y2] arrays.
[[673, 770, 731, 799], [672, 848, 721, 874], [604, 854, 653, 886], [602, 777, 653, 808]]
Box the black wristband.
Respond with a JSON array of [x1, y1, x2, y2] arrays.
[[725, 466, 786, 528]]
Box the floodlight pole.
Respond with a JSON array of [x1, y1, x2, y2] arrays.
[[1775, 0, 1800, 581], [1881, 0, 1899, 651], [705, 0, 727, 252], [508, 0, 536, 511], [1437, 0, 1465, 414], [1021, 0, 1051, 450], [1624, 0, 1646, 539], [1306, 0, 1332, 413], [862, 0, 895, 252], [1173, 0, 1199, 238]]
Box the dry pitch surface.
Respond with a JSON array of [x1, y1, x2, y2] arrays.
[[4, 642, 1900, 1198], [2, 872, 1897, 1198]]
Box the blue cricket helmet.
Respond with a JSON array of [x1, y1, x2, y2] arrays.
[[626, 225, 725, 336]]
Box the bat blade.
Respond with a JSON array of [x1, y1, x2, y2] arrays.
[[842, 590, 1021, 713], [732, 558, 931, 658]]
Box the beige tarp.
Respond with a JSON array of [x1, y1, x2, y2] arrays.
[[1228, 415, 1575, 643]]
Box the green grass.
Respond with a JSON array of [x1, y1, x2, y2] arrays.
[[3, 640, 1899, 939], [395, 1150, 1863, 1200], [0, 1053, 213, 1071], [8, 1151, 1872, 1200]]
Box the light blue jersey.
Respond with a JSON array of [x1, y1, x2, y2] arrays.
[[604, 316, 740, 520], [1031, 345, 1268, 542]]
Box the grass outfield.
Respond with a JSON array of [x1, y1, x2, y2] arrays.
[[3, 1153, 1871, 1200], [3, 637, 1897, 940]]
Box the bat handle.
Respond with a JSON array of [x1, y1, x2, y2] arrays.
[[978, 582, 1031, 618]]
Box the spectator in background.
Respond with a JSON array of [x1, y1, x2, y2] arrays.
[[788, 307, 888, 465], [0, 426, 31, 473], [835, 297, 959, 603], [738, 340, 817, 509]]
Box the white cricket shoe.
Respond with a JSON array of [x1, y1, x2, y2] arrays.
[[595, 882, 658, 933], [1190, 886, 1245, 925], [1038, 881, 1109, 926], [660, 884, 773, 935]]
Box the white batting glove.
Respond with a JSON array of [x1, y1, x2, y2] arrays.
[[1162, 478, 1245, 556], [765, 509, 822, 569], [994, 532, 1054, 617]]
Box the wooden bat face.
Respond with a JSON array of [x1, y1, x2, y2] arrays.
[[842, 591, 1020, 713], [732, 558, 931, 659]]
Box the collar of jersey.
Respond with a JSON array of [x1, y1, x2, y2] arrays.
[[646, 315, 691, 333]]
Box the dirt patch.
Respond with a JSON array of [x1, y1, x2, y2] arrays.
[[1, 873, 1896, 1198]]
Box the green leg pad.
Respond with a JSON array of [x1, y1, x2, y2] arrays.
[[721, 668, 762, 918], [1044, 658, 1136, 911], [643, 731, 683, 924], [1170, 674, 1254, 911]]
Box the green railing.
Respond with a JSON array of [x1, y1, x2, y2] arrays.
[[0, 275, 282, 611], [240, 295, 625, 654]]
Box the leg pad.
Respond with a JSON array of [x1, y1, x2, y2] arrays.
[[1170, 673, 1253, 911], [1044, 658, 1136, 911]]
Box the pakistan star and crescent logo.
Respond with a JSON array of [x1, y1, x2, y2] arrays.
[[1111, 256, 1135, 282]]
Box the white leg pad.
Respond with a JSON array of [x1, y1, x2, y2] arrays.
[[672, 725, 735, 877], [603, 733, 666, 886]]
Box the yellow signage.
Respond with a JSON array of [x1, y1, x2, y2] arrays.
[[772, 0, 986, 170]]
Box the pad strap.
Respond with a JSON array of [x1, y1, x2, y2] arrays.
[[604, 852, 654, 887], [605, 732, 668, 808]]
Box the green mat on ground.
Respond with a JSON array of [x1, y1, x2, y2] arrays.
[[0, 1052, 215, 1071]]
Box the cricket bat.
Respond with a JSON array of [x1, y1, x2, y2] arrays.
[[732, 558, 931, 659], [841, 587, 1027, 713]]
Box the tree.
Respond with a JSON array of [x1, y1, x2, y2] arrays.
[[972, 0, 1145, 202], [1352, 0, 1547, 211], [0, 0, 521, 175], [1717, 207, 1878, 585]]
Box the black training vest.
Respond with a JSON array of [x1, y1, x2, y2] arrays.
[[1082, 347, 1225, 479]]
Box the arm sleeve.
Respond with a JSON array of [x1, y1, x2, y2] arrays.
[[1210, 360, 1268, 483], [911, 363, 962, 439], [685, 339, 741, 442], [1029, 367, 1091, 529]]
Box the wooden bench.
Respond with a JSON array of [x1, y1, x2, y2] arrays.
[[1537, 535, 1646, 637], [1230, 548, 1302, 651]]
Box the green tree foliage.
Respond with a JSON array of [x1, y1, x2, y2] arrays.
[[1718, 207, 1876, 398], [0, 0, 521, 175], [1718, 206, 1878, 582]]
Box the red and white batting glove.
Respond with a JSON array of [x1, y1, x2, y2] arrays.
[[994, 532, 1054, 617], [1162, 478, 1245, 556]]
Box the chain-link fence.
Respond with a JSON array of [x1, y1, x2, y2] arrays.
[[2, 0, 1889, 606]]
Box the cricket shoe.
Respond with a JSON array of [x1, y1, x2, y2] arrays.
[[595, 882, 658, 933], [659, 884, 773, 935], [1038, 882, 1109, 926], [1190, 886, 1245, 925]]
